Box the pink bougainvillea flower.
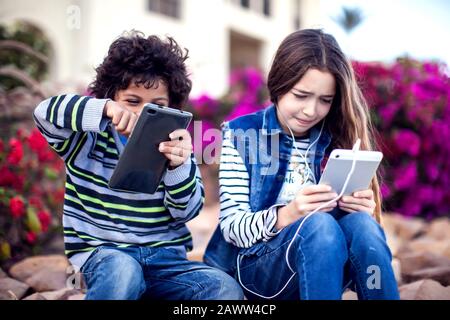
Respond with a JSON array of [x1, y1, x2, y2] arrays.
[[225, 103, 261, 121], [394, 162, 417, 191], [394, 129, 421, 156], [190, 94, 220, 118]]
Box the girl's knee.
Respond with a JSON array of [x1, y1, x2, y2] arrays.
[[339, 212, 386, 242], [301, 212, 346, 247]]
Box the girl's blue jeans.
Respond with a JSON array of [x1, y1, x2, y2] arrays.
[[236, 209, 400, 300], [81, 245, 244, 300]]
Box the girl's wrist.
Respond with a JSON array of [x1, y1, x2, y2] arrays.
[[276, 202, 298, 229]]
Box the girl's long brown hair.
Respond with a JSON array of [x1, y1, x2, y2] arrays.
[[268, 29, 383, 223]]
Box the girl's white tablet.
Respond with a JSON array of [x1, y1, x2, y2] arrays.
[[318, 149, 383, 196]]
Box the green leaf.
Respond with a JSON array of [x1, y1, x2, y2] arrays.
[[0, 241, 11, 260], [44, 167, 58, 180], [26, 206, 42, 234]]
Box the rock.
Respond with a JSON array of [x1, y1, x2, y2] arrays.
[[398, 251, 450, 276], [67, 293, 86, 300], [0, 277, 30, 300], [382, 213, 425, 241], [22, 292, 46, 300], [399, 279, 450, 300], [39, 288, 81, 300], [9, 255, 70, 292], [22, 288, 82, 301], [426, 217, 450, 241], [391, 258, 402, 284], [385, 232, 402, 257], [403, 266, 450, 286], [405, 237, 450, 257], [342, 290, 358, 300]]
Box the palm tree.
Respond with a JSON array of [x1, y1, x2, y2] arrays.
[[333, 6, 365, 34]]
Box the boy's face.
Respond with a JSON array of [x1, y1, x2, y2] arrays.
[[114, 80, 169, 116]]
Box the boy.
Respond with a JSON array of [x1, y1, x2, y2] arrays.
[[33, 31, 243, 300]]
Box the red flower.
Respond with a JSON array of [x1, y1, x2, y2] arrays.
[[37, 210, 51, 232], [0, 139, 4, 154], [7, 138, 23, 165], [27, 129, 47, 153], [9, 196, 25, 219], [25, 231, 37, 244], [29, 196, 44, 210], [0, 166, 15, 186]]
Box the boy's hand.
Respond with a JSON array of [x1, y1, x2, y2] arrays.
[[104, 101, 138, 137], [338, 189, 375, 217], [158, 129, 193, 168], [276, 185, 338, 229]]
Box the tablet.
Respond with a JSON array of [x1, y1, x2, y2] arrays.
[[108, 103, 193, 194], [318, 149, 383, 196]]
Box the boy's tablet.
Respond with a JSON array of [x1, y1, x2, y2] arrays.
[[108, 104, 193, 194], [318, 149, 383, 196]]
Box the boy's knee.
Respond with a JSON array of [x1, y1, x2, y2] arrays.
[[197, 269, 244, 300], [84, 249, 145, 299]]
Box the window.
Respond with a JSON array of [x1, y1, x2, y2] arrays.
[[230, 0, 271, 17], [263, 0, 271, 16], [240, 0, 250, 9], [148, 0, 181, 19]]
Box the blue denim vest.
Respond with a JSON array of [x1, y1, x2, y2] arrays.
[[204, 104, 332, 275]]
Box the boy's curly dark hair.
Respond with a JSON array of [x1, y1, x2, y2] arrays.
[[89, 31, 192, 108]]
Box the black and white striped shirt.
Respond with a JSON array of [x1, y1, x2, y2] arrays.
[[219, 130, 313, 248]]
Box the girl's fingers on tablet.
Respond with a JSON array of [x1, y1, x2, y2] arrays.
[[339, 206, 358, 214], [353, 189, 374, 199], [339, 203, 374, 215], [306, 192, 338, 203], [340, 196, 375, 209]]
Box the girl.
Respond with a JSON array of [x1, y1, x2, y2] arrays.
[[33, 31, 243, 300], [204, 29, 400, 300]]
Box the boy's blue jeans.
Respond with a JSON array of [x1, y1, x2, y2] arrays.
[[236, 210, 400, 300], [81, 245, 244, 300]]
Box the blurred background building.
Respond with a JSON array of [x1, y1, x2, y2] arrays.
[[0, 0, 321, 97]]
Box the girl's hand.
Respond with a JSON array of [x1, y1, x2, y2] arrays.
[[158, 129, 193, 168], [338, 189, 376, 217], [276, 185, 338, 229], [104, 101, 138, 137]]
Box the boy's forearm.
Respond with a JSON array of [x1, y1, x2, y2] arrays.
[[34, 94, 110, 138]]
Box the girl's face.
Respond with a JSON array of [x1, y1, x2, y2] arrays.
[[276, 68, 336, 137], [114, 79, 169, 116]]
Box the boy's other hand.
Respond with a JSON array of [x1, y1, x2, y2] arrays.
[[104, 101, 138, 137], [158, 129, 193, 168]]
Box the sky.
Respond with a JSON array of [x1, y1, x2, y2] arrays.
[[318, 0, 450, 66]]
